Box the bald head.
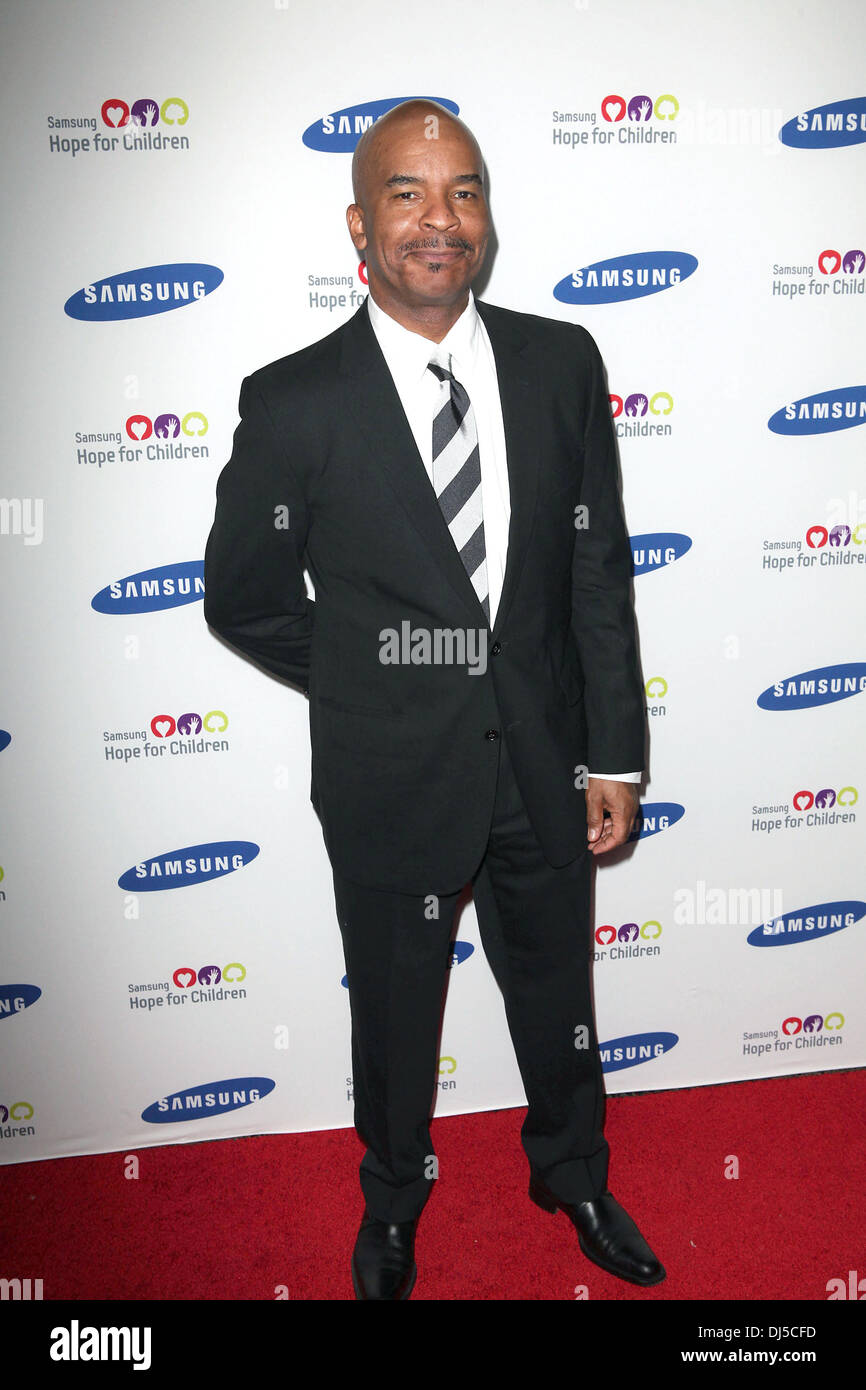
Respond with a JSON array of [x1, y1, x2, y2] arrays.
[[351, 100, 485, 208]]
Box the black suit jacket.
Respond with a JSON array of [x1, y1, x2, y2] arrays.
[[204, 297, 645, 893]]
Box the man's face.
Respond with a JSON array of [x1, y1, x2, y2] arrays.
[[347, 116, 491, 313]]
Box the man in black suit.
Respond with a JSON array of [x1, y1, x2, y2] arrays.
[[204, 99, 664, 1299]]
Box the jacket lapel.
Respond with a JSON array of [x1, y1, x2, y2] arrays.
[[337, 296, 540, 634]]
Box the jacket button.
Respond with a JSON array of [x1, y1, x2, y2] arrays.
[[490, 641, 502, 656], [485, 729, 500, 741]]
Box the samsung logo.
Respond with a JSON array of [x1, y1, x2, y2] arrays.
[[142, 1077, 275, 1124], [757, 664, 866, 710], [0, 730, 10, 753], [628, 802, 685, 841], [780, 97, 866, 149], [118, 841, 260, 891], [342, 936, 473, 990], [448, 941, 475, 967], [554, 252, 697, 304], [64, 263, 223, 321], [747, 900, 865, 947], [0, 984, 42, 1019], [302, 96, 459, 153], [768, 387, 866, 435], [631, 532, 692, 575], [92, 561, 204, 614], [599, 1031, 678, 1073]]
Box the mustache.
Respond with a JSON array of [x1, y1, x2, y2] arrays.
[[398, 237, 474, 255]]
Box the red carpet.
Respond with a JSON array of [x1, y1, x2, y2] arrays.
[[3, 1070, 864, 1301]]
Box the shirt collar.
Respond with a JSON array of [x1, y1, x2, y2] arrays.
[[367, 287, 479, 387]]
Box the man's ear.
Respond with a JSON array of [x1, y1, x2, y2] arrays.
[[346, 204, 367, 252]]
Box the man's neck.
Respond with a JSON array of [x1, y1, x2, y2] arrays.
[[367, 283, 472, 342]]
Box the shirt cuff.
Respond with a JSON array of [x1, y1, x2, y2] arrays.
[[588, 771, 642, 782]]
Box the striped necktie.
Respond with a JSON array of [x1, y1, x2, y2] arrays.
[[427, 352, 490, 623]]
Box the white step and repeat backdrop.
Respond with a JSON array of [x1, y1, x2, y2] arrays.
[[2, 0, 864, 1163]]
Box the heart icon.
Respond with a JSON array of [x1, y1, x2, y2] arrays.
[[602, 95, 626, 123], [806, 526, 827, 549], [793, 790, 813, 811], [174, 969, 194, 988], [151, 715, 176, 739], [101, 100, 130, 128], [596, 926, 616, 946], [126, 415, 152, 441], [818, 249, 841, 276]]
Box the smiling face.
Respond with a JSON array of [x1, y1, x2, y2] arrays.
[[346, 104, 491, 331]]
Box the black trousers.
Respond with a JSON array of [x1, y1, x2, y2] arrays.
[[332, 729, 609, 1223]]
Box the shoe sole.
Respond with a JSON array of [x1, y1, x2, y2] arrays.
[[529, 1180, 667, 1287]]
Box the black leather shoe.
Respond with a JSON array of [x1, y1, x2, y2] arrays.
[[529, 1176, 666, 1286], [351, 1208, 419, 1300]]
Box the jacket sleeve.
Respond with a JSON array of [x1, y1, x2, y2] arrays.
[[570, 325, 645, 774], [203, 373, 314, 694]]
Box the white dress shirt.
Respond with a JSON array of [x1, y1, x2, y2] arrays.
[[365, 289, 641, 785]]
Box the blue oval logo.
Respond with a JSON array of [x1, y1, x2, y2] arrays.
[[629, 802, 685, 842], [142, 1076, 275, 1124], [780, 97, 866, 149], [64, 263, 223, 321], [118, 841, 260, 891], [757, 663, 866, 711], [342, 936, 475, 988], [448, 941, 475, 967], [302, 96, 460, 153], [768, 386, 866, 435], [0, 984, 42, 1020], [0, 730, 10, 753], [554, 252, 697, 304], [92, 561, 204, 614], [747, 900, 866, 947], [599, 1031, 678, 1073], [631, 532, 691, 576]]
